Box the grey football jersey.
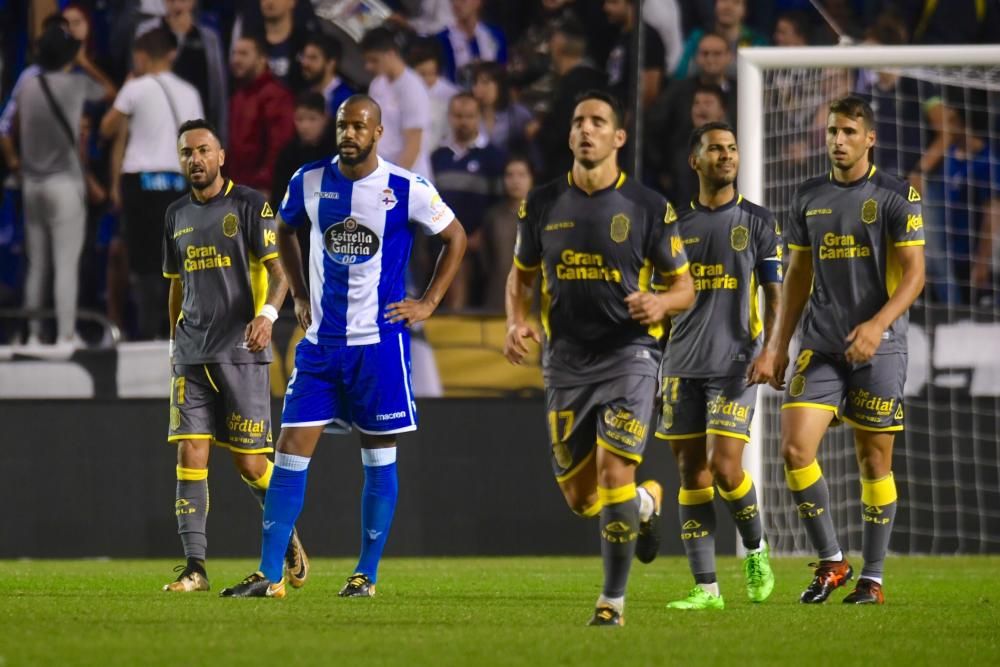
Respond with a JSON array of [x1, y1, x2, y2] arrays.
[[662, 195, 783, 378], [163, 180, 279, 364], [515, 172, 690, 387], [786, 166, 925, 355]]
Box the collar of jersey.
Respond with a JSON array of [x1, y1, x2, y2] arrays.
[[691, 192, 741, 213], [190, 179, 235, 205], [566, 170, 626, 196], [828, 164, 876, 188], [331, 155, 386, 182]]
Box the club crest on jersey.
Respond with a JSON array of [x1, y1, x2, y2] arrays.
[[661, 403, 674, 430], [862, 198, 878, 224], [223, 213, 239, 238], [378, 188, 398, 211], [789, 374, 806, 397], [610, 213, 630, 243], [730, 225, 749, 251], [324, 217, 380, 265]]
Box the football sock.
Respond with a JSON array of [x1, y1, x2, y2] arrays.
[[242, 458, 274, 509], [598, 483, 639, 599], [861, 473, 898, 581], [679, 486, 717, 584], [259, 453, 310, 582], [354, 447, 398, 584], [718, 470, 763, 550], [175, 466, 209, 562], [786, 460, 842, 560]]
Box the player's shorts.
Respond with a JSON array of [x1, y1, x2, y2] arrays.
[[655, 376, 758, 443], [281, 331, 417, 435], [168, 362, 273, 453], [782, 349, 907, 432], [544, 375, 656, 482]]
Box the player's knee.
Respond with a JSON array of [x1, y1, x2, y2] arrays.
[[709, 456, 742, 491], [176, 440, 210, 468], [233, 453, 268, 479], [781, 439, 813, 470], [856, 449, 891, 479], [563, 488, 600, 517]]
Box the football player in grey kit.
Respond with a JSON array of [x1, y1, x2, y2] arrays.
[[758, 96, 925, 605], [657, 122, 782, 610], [161, 119, 308, 592]]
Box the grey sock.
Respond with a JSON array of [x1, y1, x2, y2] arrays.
[[721, 481, 763, 551], [245, 481, 267, 509], [679, 494, 717, 583], [176, 479, 208, 561], [792, 476, 841, 560], [599, 498, 639, 598], [861, 480, 898, 580]]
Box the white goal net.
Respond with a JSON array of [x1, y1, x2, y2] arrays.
[[739, 46, 1000, 555]]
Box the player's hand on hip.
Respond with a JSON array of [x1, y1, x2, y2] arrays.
[[244, 316, 273, 352], [747, 348, 782, 389], [293, 296, 312, 332], [504, 323, 541, 365], [624, 291, 666, 326], [386, 298, 435, 327], [845, 319, 884, 364]]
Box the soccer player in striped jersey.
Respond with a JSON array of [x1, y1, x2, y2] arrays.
[[221, 95, 467, 598], [657, 122, 782, 610], [760, 96, 926, 604]]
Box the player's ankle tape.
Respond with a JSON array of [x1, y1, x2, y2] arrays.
[[597, 483, 636, 505], [176, 466, 208, 481], [785, 460, 822, 491], [678, 486, 714, 505], [861, 472, 897, 506]]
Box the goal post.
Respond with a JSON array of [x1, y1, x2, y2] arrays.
[[737, 45, 1000, 555]]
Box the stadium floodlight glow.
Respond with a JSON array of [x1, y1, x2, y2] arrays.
[[738, 45, 1000, 556]]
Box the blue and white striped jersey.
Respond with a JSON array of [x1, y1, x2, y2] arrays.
[[279, 156, 456, 346]]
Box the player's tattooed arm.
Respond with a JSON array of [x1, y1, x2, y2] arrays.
[[387, 218, 467, 326], [276, 216, 311, 332], [244, 258, 288, 352], [625, 269, 695, 326], [747, 282, 784, 387], [503, 264, 541, 365], [845, 245, 925, 364]]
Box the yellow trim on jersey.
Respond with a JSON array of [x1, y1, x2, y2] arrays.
[[539, 263, 552, 339], [861, 473, 898, 506], [678, 486, 715, 505], [167, 433, 213, 442], [736, 194, 744, 205], [176, 466, 208, 481], [203, 365, 220, 393], [163, 272, 180, 279], [706, 428, 751, 443], [748, 272, 763, 340], [717, 471, 753, 501], [787, 243, 810, 251], [513, 256, 540, 272], [659, 261, 690, 277], [224, 180, 235, 196], [242, 459, 274, 490], [596, 436, 643, 462], [885, 239, 903, 298], [654, 431, 706, 441], [841, 415, 904, 433], [785, 460, 822, 491], [258, 251, 280, 262], [555, 445, 596, 483], [575, 498, 604, 518], [782, 402, 839, 415], [638, 259, 664, 339], [598, 483, 637, 505], [614, 171, 626, 189], [894, 240, 925, 247], [249, 253, 269, 315]]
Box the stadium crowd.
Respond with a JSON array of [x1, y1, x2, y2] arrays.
[[0, 0, 998, 346]]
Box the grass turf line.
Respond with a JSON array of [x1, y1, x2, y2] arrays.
[[0, 556, 998, 666]]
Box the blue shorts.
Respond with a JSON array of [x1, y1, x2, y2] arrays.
[[281, 332, 418, 435]]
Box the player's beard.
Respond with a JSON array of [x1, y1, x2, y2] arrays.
[[339, 140, 374, 166], [188, 164, 219, 191]]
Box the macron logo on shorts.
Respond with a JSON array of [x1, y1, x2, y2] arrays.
[[376, 411, 407, 421]]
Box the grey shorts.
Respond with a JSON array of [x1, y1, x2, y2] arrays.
[[782, 349, 907, 432], [655, 375, 758, 443], [544, 375, 656, 482], [169, 363, 274, 452]]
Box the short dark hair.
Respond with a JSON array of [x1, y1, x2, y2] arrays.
[[776, 11, 811, 43], [449, 91, 480, 112], [573, 89, 624, 129], [689, 121, 736, 154], [698, 31, 731, 50], [236, 32, 268, 57], [303, 32, 342, 61], [360, 26, 399, 54], [295, 91, 327, 114], [692, 83, 727, 110], [552, 17, 587, 57], [133, 26, 177, 59], [407, 36, 444, 70], [471, 61, 510, 109], [177, 118, 221, 143], [829, 95, 875, 130]]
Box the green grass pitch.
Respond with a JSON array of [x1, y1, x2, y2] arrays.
[[1, 556, 998, 666]]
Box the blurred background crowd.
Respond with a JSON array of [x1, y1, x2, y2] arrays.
[[0, 0, 997, 348]]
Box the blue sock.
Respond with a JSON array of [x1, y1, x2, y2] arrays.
[[259, 454, 310, 582], [355, 448, 399, 583]]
